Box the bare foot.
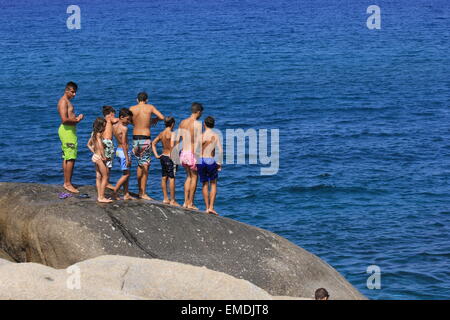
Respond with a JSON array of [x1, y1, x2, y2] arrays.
[[123, 194, 136, 200], [188, 205, 199, 210], [140, 194, 154, 200], [106, 184, 115, 190], [163, 199, 170, 204], [97, 197, 113, 203], [207, 208, 219, 216], [170, 200, 181, 207], [64, 184, 79, 193], [182, 202, 188, 208]]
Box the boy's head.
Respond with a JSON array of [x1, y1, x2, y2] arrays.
[[314, 288, 329, 300], [191, 102, 203, 119], [204, 116, 215, 129], [164, 116, 175, 129], [119, 108, 133, 125], [65, 81, 78, 99], [93, 117, 106, 134], [102, 105, 116, 117], [137, 92, 148, 103]]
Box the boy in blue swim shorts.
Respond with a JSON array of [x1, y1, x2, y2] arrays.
[[112, 108, 135, 200], [197, 116, 223, 215]]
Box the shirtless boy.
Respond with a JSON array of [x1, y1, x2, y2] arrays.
[[129, 92, 165, 200], [151, 117, 180, 206], [57, 81, 84, 193], [197, 116, 223, 215], [175, 102, 204, 209], [102, 106, 119, 189], [112, 108, 134, 200]]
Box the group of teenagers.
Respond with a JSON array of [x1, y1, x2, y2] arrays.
[[57, 82, 223, 215]]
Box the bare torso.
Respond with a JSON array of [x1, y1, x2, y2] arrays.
[[58, 96, 76, 126], [179, 117, 201, 152], [113, 123, 128, 149], [130, 103, 156, 136]]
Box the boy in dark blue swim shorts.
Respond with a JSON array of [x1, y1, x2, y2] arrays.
[[152, 117, 181, 206], [197, 116, 223, 215]]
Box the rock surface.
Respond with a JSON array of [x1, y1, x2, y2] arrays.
[[0, 255, 278, 300], [0, 182, 365, 299]]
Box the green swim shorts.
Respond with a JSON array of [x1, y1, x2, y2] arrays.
[[58, 124, 78, 160]]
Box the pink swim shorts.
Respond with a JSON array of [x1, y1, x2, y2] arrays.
[[180, 150, 197, 171]]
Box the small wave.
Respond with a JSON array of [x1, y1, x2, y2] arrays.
[[282, 184, 388, 195], [418, 251, 450, 259]]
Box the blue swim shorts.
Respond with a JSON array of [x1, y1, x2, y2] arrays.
[[196, 157, 218, 183], [116, 148, 132, 171]]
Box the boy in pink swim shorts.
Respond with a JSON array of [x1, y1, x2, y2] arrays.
[[180, 149, 197, 170], [174, 102, 204, 209]]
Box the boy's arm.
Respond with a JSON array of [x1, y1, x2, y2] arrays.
[[172, 124, 182, 148], [150, 105, 165, 127], [215, 134, 224, 169], [170, 131, 180, 148], [121, 127, 130, 165], [111, 117, 120, 125], [151, 134, 162, 159], [58, 100, 82, 125]]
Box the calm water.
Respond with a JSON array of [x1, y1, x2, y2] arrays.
[[0, 0, 449, 299]]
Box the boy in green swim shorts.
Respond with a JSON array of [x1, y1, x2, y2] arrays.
[[57, 81, 84, 193]]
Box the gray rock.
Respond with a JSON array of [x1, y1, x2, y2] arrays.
[[0, 182, 365, 299], [0, 249, 13, 262], [0, 255, 275, 300]]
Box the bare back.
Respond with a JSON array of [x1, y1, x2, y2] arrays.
[[201, 129, 221, 158], [179, 117, 202, 152], [160, 128, 174, 156], [130, 103, 163, 136]]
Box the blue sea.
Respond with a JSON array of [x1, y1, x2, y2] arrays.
[[0, 0, 449, 299]]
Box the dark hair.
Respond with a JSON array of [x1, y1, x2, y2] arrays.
[[314, 288, 329, 300], [191, 102, 204, 114], [66, 81, 78, 91], [102, 105, 115, 116], [137, 92, 148, 102], [119, 108, 133, 119], [92, 117, 106, 134], [164, 116, 175, 127], [204, 116, 215, 128]]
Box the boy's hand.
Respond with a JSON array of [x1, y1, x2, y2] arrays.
[[76, 114, 84, 122], [155, 154, 161, 159], [217, 164, 222, 171]]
